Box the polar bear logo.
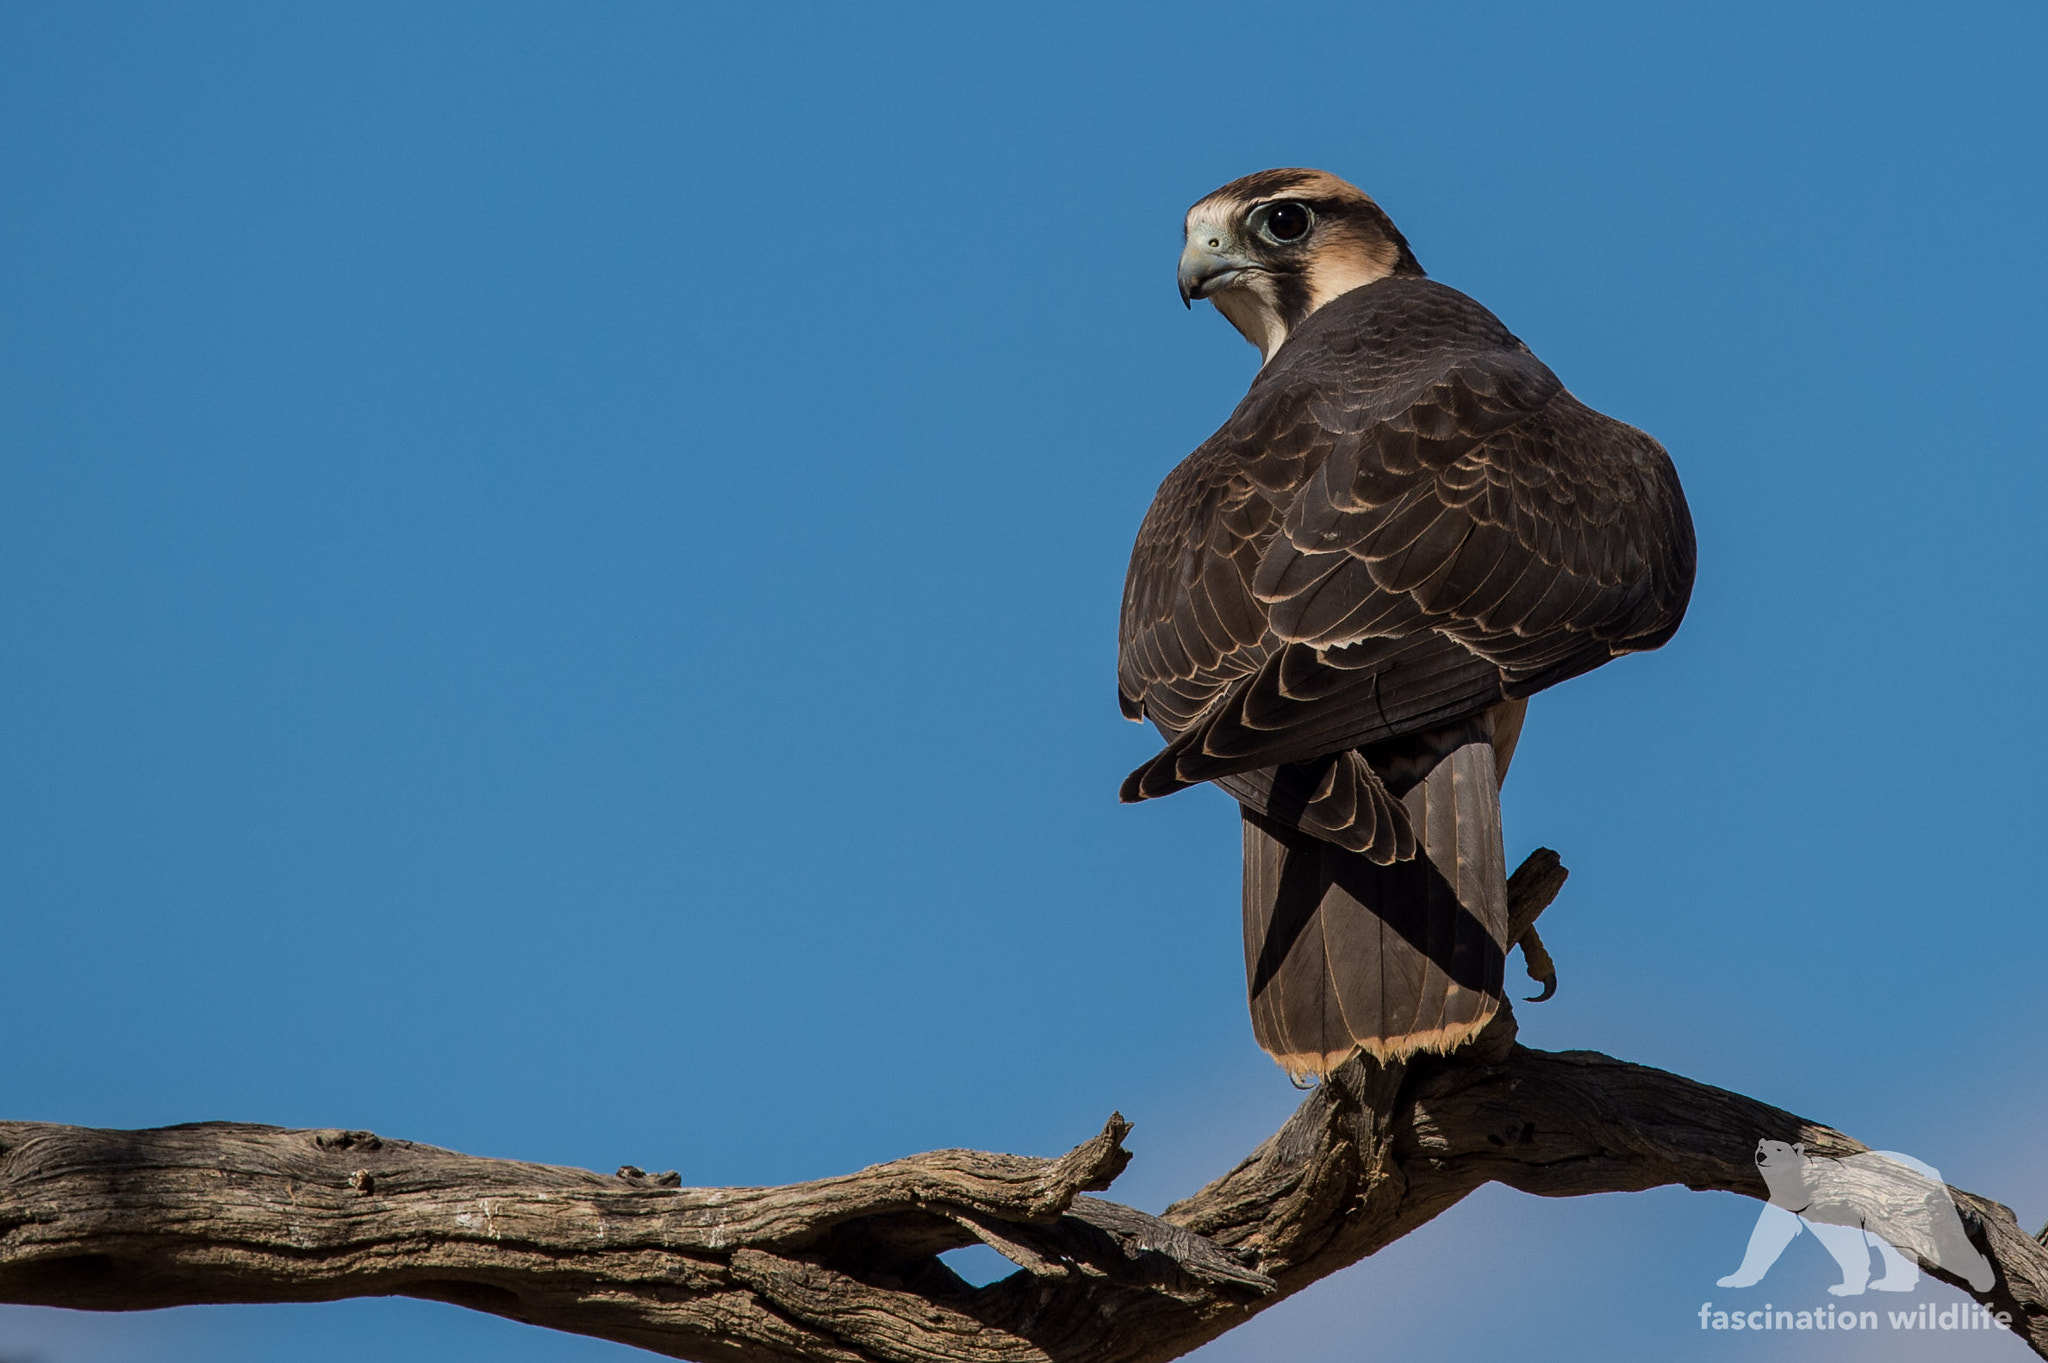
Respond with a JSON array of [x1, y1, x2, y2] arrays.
[[1717, 1139, 1994, 1296]]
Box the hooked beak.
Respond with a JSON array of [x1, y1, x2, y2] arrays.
[[1178, 241, 1256, 308]]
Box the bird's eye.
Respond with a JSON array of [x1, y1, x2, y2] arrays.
[[1255, 201, 1314, 244]]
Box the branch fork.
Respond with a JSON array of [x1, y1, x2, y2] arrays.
[[4, 852, 2041, 1362]]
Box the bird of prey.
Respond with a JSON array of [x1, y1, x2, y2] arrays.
[[1119, 170, 1695, 1080]]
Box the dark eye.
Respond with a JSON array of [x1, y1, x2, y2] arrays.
[[1258, 201, 1314, 243]]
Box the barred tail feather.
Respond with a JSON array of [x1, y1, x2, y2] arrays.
[[1241, 730, 1510, 1079]]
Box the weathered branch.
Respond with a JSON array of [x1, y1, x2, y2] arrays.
[[3, 855, 2042, 1361]]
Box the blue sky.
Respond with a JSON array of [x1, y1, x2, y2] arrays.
[[2, 4, 2043, 1360]]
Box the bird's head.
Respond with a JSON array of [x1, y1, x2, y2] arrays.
[[1179, 168, 1423, 363]]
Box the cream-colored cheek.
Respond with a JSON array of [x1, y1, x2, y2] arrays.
[[1213, 285, 1288, 364], [1307, 254, 1394, 311]]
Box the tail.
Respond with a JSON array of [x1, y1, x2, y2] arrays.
[[1240, 719, 1511, 1079]]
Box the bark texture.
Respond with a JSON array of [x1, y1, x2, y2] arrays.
[[3, 855, 2041, 1361]]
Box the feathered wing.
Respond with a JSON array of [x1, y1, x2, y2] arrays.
[[1118, 278, 1694, 1068], [1119, 282, 1693, 801]]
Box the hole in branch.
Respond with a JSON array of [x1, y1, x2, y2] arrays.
[[938, 1243, 1023, 1287]]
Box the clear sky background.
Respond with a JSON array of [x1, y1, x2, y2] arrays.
[[2, 4, 2044, 1361]]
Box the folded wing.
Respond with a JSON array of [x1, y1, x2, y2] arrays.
[[1118, 280, 1694, 819]]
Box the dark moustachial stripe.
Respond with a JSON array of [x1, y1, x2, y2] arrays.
[[1268, 270, 1315, 336]]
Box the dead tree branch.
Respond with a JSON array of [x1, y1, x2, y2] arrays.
[[3, 855, 2041, 1361]]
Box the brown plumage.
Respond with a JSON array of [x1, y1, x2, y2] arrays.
[[1120, 170, 1694, 1078]]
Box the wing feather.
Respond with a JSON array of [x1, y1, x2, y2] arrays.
[[1118, 278, 1694, 822]]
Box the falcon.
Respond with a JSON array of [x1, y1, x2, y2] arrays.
[[1119, 169, 1695, 1079]]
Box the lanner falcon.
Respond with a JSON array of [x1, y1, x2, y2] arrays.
[[1119, 170, 1695, 1079]]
